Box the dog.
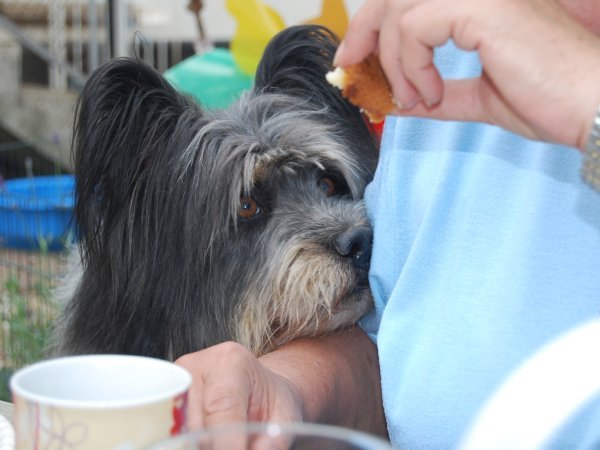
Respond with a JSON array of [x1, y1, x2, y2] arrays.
[[53, 25, 379, 360]]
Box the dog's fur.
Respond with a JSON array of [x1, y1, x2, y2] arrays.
[[53, 25, 379, 360]]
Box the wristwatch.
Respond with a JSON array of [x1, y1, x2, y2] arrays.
[[582, 105, 600, 190]]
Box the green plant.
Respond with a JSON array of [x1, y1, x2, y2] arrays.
[[0, 368, 13, 402], [1, 275, 57, 402]]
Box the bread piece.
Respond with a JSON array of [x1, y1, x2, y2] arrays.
[[326, 55, 394, 123]]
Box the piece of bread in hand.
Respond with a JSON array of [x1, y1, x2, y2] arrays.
[[326, 54, 394, 123]]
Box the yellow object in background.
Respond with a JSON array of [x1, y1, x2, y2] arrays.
[[227, 0, 285, 75], [227, 0, 350, 76], [304, 0, 349, 40]]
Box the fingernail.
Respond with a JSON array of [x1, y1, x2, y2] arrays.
[[333, 41, 345, 66], [405, 98, 420, 110], [392, 97, 403, 110], [393, 96, 420, 110], [424, 97, 440, 109]]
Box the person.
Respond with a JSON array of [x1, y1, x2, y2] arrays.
[[176, 0, 600, 447]]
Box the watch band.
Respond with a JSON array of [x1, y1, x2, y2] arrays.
[[582, 105, 600, 191]]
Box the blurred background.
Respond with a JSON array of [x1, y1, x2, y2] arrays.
[[0, 0, 363, 400]]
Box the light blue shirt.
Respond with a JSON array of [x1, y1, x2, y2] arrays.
[[362, 43, 600, 449]]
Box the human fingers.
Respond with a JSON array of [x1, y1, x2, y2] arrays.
[[392, 77, 539, 141], [200, 362, 251, 429], [176, 342, 254, 430], [175, 351, 207, 430], [390, 78, 480, 121], [392, 0, 600, 148], [394, 0, 453, 107], [377, 1, 423, 109], [333, 0, 386, 67]]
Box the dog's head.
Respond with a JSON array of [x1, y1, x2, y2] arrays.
[[58, 25, 379, 358]]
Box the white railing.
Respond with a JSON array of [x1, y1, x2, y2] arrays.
[[0, 0, 110, 90]]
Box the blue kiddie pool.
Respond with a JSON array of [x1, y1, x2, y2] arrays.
[[0, 175, 75, 251]]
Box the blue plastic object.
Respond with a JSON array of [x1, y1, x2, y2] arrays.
[[0, 175, 75, 251]]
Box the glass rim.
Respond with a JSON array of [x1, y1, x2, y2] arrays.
[[144, 421, 394, 449]]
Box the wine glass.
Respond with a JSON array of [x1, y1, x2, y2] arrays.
[[144, 421, 395, 450]]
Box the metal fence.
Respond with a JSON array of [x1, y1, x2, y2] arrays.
[[0, 0, 202, 399]]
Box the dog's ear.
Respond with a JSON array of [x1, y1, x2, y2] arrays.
[[72, 58, 201, 257], [254, 25, 376, 137]]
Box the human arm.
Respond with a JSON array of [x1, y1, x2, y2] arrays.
[[175, 327, 387, 437], [334, 0, 600, 151]]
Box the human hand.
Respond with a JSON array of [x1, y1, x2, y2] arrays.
[[175, 329, 386, 435], [335, 0, 600, 150], [175, 342, 303, 430]]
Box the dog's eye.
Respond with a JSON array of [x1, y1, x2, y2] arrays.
[[318, 176, 336, 197], [239, 196, 261, 219]]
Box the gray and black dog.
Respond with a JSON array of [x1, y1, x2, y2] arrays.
[[54, 25, 379, 360]]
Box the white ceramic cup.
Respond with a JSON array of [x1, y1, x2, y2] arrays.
[[143, 422, 396, 450], [10, 354, 191, 450]]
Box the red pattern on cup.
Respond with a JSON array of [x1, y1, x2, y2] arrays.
[[170, 392, 189, 435]]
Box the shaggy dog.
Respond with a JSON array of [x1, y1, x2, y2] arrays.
[[53, 25, 379, 360]]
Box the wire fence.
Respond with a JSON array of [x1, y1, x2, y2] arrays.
[[0, 145, 71, 401], [0, 0, 93, 346], [0, 0, 207, 401]]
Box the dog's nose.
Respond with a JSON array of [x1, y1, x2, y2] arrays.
[[334, 227, 372, 270]]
